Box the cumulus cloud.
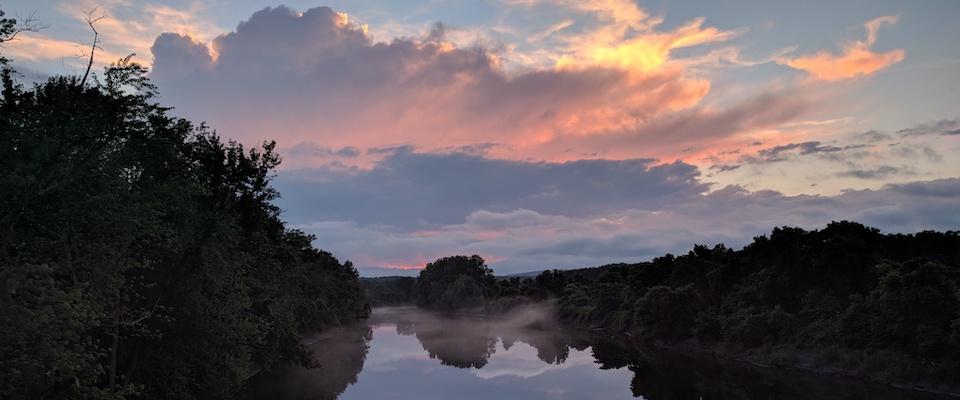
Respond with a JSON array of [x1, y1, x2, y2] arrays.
[[7, 0, 222, 74], [147, 5, 798, 168], [778, 16, 904, 81], [135, 5, 960, 276]]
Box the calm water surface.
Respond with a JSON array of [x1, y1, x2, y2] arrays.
[[247, 307, 953, 400]]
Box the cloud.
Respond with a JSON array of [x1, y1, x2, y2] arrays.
[[287, 143, 361, 159], [859, 129, 892, 142], [835, 165, 913, 180], [887, 178, 960, 198], [150, 32, 213, 77], [147, 5, 787, 168], [757, 141, 842, 161], [778, 16, 904, 81], [709, 164, 740, 173], [273, 149, 708, 228], [5, 0, 225, 83], [136, 4, 960, 276], [888, 143, 942, 163], [271, 150, 960, 276], [897, 119, 960, 137]]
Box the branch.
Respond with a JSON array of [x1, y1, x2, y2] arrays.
[[16, 11, 49, 34], [3, 11, 47, 41], [0, 10, 47, 65], [78, 5, 107, 88]]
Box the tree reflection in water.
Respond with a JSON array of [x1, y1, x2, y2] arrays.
[[247, 308, 955, 400], [387, 306, 568, 369], [243, 323, 372, 400]]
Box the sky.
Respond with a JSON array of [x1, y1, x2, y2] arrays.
[[3, 0, 959, 276]]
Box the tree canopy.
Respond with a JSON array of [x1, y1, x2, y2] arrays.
[[413, 255, 496, 311], [0, 23, 368, 398], [550, 221, 960, 383]]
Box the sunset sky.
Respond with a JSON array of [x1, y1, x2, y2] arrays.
[[5, 0, 959, 276]]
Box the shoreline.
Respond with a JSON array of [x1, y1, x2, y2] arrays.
[[650, 337, 960, 398]]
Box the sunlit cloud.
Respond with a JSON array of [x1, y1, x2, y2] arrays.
[[148, 4, 792, 172], [703, 118, 960, 196], [5, 0, 224, 71], [9, 0, 949, 276], [557, 17, 743, 73], [2, 35, 90, 64], [778, 15, 904, 81]]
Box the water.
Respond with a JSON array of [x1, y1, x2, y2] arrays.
[[246, 307, 954, 399]]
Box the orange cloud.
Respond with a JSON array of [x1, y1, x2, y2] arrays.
[[149, 5, 752, 171], [558, 17, 740, 73], [778, 16, 904, 81], [4, 35, 93, 63]]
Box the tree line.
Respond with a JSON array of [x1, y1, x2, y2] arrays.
[[375, 221, 960, 385], [1, 13, 369, 398]]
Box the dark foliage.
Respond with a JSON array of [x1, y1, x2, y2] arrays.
[[361, 276, 416, 307], [0, 47, 369, 397], [412, 255, 497, 311], [549, 221, 960, 383]]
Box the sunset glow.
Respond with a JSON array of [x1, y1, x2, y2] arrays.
[[6, 0, 958, 276], [779, 16, 905, 82]]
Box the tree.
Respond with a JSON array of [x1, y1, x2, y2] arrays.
[[413, 255, 496, 311], [634, 284, 701, 339], [0, 8, 45, 64], [0, 34, 369, 398], [844, 259, 960, 357]]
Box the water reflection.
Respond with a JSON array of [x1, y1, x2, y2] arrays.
[[386, 305, 566, 369], [244, 324, 371, 400], [396, 313, 498, 368], [247, 307, 954, 400]]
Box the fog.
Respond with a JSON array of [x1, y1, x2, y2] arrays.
[[371, 305, 567, 368], [246, 307, 955, 400]]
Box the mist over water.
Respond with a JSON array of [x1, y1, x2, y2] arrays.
[[246, 307, 954, 400]]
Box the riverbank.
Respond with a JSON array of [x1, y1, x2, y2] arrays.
[[494, 299, 960, 397], [364, 299, 960, 397], [648, 337, 960, 397]]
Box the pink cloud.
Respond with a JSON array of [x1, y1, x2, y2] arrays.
[[148, 5, 765, 169], [778, 16, 905, 81]]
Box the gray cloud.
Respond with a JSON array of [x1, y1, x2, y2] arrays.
[[835, 165, 914, 180], [859, 129, 892, 142], [272, 150, 960, 276], [889, 143, 942, 162], [757, 141, 842, 160], [151, 32, 214, 78], [897, 119, 960, 137], [887, 178, 960, 198], [288, 142, 361, 158], [274, 149, 709, 228], [709, 164, 741, 172]]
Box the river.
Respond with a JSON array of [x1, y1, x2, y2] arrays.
[[244, 306, 953, 399]]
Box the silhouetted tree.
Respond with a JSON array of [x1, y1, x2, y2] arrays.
[[413, 255, 496, 311]]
